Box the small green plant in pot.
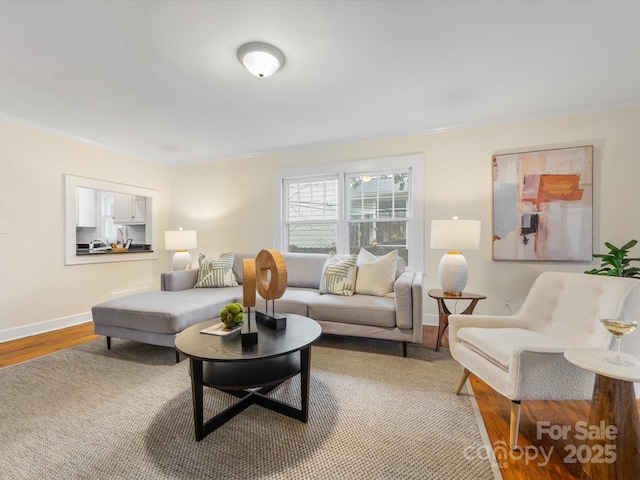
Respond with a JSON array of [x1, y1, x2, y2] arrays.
[[585, 240, 640, 278]]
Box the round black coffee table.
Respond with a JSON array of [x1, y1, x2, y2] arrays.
[[175, 313, 322, 441]]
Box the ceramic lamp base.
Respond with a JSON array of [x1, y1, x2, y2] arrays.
[[438, 251, 468, 295], [172, 250, 192, 270]]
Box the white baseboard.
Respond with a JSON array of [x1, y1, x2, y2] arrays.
[[0, 312, 92, 343], [0, 285, 151, 343], [422, 313, 439, 327]]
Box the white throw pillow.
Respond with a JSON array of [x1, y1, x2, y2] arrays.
[[319, 254, 358, 296], [355, 249, 398, 296], [194, 252, 239, 288]]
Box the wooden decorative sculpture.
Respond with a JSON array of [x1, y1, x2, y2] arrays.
[[242, 258, 257, 307], [255, 249, 288, 330], [241, 258, 258, 346], [255, 249, 287, 300]]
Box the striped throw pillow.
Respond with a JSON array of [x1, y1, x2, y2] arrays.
[[194, 252, 239, 288], [319, 253, 357, 296]]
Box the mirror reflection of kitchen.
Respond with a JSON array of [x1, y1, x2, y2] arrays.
[[75, 187, 152, 255]]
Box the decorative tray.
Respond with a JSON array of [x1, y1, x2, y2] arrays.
[[200, 322, 241, 337]]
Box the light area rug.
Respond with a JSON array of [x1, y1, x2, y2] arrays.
[[0, 336, 494, 479]]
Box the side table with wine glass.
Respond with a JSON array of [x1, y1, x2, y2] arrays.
[[563, 317, 640, 480]]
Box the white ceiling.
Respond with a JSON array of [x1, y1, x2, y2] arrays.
[[2, 1, 640, 165]]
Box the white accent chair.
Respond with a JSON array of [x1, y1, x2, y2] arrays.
[[449, 271, 640, 448]]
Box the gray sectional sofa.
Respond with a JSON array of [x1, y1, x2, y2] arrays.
[[92, 252, 423, 358]]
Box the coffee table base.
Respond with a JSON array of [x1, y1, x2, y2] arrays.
[[189, 347, 312, 441]]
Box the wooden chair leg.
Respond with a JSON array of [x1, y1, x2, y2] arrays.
[[402, 341, 407, 357], [106, 336, 111, 349], [455, 368, 470, 394], [509, 400, 522, 449], [175, 349, 180, 363]]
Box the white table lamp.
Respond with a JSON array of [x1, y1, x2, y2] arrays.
[[430, 217, 481, 296], [164, 228, 197, 270]]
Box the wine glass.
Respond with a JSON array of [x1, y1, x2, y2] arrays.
[[599, 317, 639, 366]]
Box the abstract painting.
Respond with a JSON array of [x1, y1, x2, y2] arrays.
[[492, 146, 593, 261]]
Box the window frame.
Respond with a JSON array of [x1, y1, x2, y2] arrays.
[[64, 175, 157, 265], [274, 154, 424, 271], [283, 174, 340, 253]]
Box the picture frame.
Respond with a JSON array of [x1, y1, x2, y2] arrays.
[[492, 145, 593, 261]]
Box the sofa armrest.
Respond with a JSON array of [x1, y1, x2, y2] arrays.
[[161, 268, 199, 291], [394, 271, 414, 329], [393, 271, 423, 342], [411, 272, 423, 343]]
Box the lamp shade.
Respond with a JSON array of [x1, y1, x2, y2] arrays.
[[237, 42, 285, 78], [164, 229, 197, 251], [430, 218, 481, 252]]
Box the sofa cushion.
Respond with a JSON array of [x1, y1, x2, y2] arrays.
[[231, 253, 258, 285], [457, 327, 570, 371], [281, 253, 328, 289], [308, 294, 396, 328], [92, 287, 242, 334], [231, 252, 328, 289], [319, 253, 358, 296], [195, 252, 238, 288], [355, 249, 398, 297], [255, 287, 321, 316]]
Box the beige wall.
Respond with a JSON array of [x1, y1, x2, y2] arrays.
[[0, 120, 172, 339], [2, 106, 638, 337], [169, 107, 640, 322]]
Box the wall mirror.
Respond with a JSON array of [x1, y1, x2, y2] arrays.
[[64, 174, 158, 265]]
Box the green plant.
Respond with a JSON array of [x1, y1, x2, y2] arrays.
[[220, 303, 245, 328], [585, 240, 640, 278]]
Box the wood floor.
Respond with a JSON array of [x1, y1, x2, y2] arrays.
[[2, 323, 639, 479], [0, 322, 99, 368]]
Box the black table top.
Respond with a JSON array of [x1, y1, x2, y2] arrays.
[[174, 313, 322, 362]]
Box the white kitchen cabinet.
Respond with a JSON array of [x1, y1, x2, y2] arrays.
[[76, 187, 97, 227], [113, 193, 146, 224]]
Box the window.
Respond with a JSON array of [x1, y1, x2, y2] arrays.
[[99, 192, 122, 244], [284, 176, 338, 253], [348, 172, 410, 265], [64, 175, 157, 265], [274, 155, 424, 271]]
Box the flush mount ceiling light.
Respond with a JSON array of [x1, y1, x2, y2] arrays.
[[237, 42, 285, 78]]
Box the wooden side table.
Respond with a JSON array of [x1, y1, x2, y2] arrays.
[[564, 347, 640, 480], [427, 289, 486, 352]]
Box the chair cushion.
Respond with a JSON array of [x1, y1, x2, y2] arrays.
[[457, 327, 569, 371]]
